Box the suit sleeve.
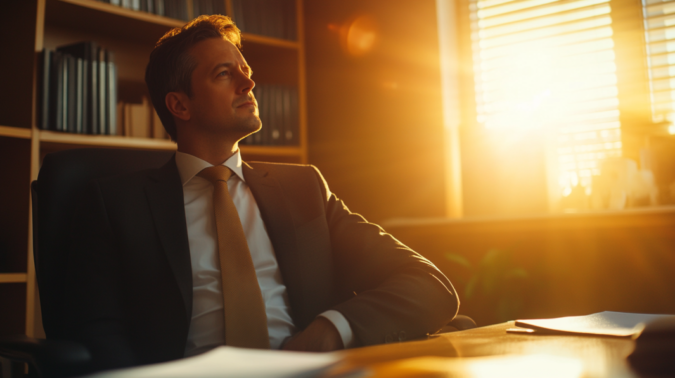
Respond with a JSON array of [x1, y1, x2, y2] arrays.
[[309, 166, 459, 346], [66, 180, 137, 371]]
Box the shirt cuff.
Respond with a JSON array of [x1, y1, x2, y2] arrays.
[[318, 310, 357, 348]]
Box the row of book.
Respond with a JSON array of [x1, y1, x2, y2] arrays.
[[242, 84, 299, 146], [233, 0, 297, 41], [117, 97, 169, 139], [94, 0, 190, 21], [192, 0, 226, 17], [117, 86, 300, 146], [39, 42, 117, 135], [93, 0, 298, 41]]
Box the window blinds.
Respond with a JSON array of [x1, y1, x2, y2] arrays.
[[643, 0, 675, 125], [470, 0, 623, 194]]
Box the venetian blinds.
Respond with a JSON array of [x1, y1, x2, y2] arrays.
[[643, 0, 675, 128], [470, 0, 623, 195]]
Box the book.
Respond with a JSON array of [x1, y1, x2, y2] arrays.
[[58, 52, 68, 132], [282, 85, 292, 145], [51, 51, 64, 131], [120, 97, 152, 138], [98, 45, 107, 134], [289, 86, 299, 145], [240, 0, 296, 40], [66, 54, 76, 133], [151, 106, 168, 139], [106, 50, 117, 135], [155, 0, 165, 16], [116, 101, 125, 136], [75, 57, 84, 133], [272, 84, 283, 145], [38, 48, 52, 130], [232, 0, 245, 31], [56, 41, 98, 134]]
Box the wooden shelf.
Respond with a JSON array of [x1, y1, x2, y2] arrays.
[[39, 130, 177, 150], [46, 0, 182, 45], [242, 33, 299, 49], [0, 125, 32, 139], [46, 0, 300, 50], [241, 145, 303, 156], [0, 273, 28, 283], [38, 130, 302, 157]]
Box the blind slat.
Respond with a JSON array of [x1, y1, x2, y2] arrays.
[[471, 0, 622, 193]]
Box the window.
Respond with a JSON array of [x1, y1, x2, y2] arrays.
[[469, 0, 624, 203], [643, 0, 675, 127]]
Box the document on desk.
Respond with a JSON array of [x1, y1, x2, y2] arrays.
[[86, 346, 345, 378], [514, 311, 672, 337]]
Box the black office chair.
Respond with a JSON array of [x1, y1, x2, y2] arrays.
[[0, 148, 175, 378], [0, 147, 475, 378]]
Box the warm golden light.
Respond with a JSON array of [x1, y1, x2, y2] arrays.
[[470, 0, 623, 202], [360, 354, 584, 378], [467, 354, 584, 378], [643, 0, 675, 125], [333, 15, 379, 57]]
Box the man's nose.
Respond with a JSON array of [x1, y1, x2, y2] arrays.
[[239, 74, 255, 94]]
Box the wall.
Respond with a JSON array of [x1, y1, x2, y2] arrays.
[[304, 0, 447, 223]]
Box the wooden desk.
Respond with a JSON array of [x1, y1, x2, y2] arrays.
[[87, 322, 642, 378], [338, 322, 637, 378]]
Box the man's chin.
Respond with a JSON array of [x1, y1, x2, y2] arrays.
[[237, 119, 262, 137]]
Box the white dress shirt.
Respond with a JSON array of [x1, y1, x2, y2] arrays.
[[176, 151, 353, 356]]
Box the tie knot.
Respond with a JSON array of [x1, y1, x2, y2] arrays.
[[197, 165, 232, 184]]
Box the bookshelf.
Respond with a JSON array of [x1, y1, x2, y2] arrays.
[[0, 0, 307, 339]]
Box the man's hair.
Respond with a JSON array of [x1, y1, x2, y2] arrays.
[[145, 15, 242, 141]]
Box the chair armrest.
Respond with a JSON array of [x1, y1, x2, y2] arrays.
[[0, 335, 91, 378], [437, 314, 478, 334], [448, 315, 477, 331]]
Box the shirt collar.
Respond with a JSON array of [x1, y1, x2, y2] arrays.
[[175, 150, 245, 186]]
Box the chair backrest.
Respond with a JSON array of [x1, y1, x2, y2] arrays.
[[33, 148, 175, 339]]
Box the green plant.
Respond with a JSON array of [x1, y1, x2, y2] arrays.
[[445, 249, 529, 322]]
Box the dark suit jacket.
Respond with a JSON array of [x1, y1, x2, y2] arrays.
[[66, 156, 458, 372]]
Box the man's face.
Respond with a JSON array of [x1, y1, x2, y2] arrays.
[[185, 37, 261, 139]]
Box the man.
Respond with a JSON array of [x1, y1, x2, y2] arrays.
[[67, 15, 458, 373]]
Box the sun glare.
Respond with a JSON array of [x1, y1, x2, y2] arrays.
[[468, 354, 584, 378], [471, 0, 623, 202]]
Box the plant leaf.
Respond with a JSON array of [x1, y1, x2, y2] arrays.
[[444, 253, 472, 270], [465, 276, 478, 299]]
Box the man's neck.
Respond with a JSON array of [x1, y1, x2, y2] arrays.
[[176, 138, 239, 166]]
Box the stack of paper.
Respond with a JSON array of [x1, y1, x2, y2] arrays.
[[514, 311, 672, 337], [87, 347, 344, 378]]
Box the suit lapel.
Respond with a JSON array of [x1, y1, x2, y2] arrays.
[[242, 163, 308, 327], [145, 156, 193, 324]]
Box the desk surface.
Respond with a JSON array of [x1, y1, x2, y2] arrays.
[[338, 322, 637, 378], [88, 322, 641, 378]]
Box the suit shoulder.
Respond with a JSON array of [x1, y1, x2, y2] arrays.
[[247, 161, 316, 172], [247, 161, 325, 179], [246, 161, 329, 201]]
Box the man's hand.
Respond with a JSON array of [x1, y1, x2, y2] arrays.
[[282, 317, 344, 352]]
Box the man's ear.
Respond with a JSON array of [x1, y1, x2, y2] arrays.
[[165, 92, 191, 121]]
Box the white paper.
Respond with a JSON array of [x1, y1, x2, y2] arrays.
[[515, 311, 672, 337], [85, 346, 342, 378]]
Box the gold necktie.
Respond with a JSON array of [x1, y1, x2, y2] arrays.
[[198, 165, 270, 349]]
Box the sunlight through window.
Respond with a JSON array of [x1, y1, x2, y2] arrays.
[[643, 0, 675, 124], [470, 0, 623, 200]]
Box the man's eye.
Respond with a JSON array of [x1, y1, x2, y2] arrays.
[[218, 71, 230, 77]]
